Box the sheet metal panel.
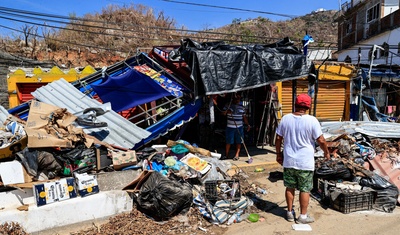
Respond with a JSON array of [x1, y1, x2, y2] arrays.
[[321, 121, 400, 139], [32, 78, 151, 149], [0, 106, 9, 126]]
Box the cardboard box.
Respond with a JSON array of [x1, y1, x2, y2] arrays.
[[25, 101, 85, 148], [57, 178, 78, 201], [74, 172, 99, 197], [112, 151, 137, 170], [34, 182, 58, 206], [33, 177, 77, 206], [0, 136, 27, 160]]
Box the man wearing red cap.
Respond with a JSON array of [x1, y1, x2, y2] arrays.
[[275, 93, 330, 224]]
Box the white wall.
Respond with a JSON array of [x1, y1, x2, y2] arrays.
[[337, 28, 400, 65], [383, 5, 399, 16]]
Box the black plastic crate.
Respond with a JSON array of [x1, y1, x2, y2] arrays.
[[317, 179, 336, 200], [330, 189, 375, 214], [204, 180, 241, 202]]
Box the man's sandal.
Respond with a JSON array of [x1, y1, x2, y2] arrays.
[[233, 156, 240, 161]]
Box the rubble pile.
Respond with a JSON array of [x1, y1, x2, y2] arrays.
[[1, 99, 400, 233], [0, 101, 272, 233], [314, 131, 400, 213]]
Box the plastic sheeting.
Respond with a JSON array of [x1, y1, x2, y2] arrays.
[[173, 38, 314, 96], [91, 69, 172, 113]]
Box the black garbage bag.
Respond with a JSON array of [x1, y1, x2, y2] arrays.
[[16, 148, 39, 176], [55, 144, 87, 163], [359, 173, 399, 213], [134, 171, 193, 220], [136, 147, 157, 162], [315, 160, 352, 181]]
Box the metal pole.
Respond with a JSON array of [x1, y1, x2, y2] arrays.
[[313, 70, 319, 117], [292, 80, 297, 112]]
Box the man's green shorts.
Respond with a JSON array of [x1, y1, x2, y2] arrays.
[[283, 168, 314, 192]]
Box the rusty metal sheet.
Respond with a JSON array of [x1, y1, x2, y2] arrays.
[[369, 155, 400, 204]]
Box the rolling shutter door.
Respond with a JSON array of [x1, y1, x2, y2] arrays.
[[281, 80, 346, 121]]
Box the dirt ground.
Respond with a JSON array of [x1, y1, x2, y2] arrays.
[[225, 167, 400, 235]]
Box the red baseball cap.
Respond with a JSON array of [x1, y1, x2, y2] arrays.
[[295, 94, 312, 108]]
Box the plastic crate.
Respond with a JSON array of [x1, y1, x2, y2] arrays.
[[204, 180, 241, 202], [316, 179, 336, 200], [330, 189, 375, 214]]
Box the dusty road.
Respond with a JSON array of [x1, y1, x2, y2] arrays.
[[225, 166, 400, 235]]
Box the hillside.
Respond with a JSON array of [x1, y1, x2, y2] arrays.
[[0, 5, 338, 68]]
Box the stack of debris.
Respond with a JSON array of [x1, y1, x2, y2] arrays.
[[313, 128, 400, 213], [0, 100, 270, 231]]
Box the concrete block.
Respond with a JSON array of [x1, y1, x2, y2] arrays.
[[0, 190, 133, 233], [96, 169, 142, 191]]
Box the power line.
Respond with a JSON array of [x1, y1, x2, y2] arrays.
[[0, 6, 278, 39], [0, 21, 276, 55], [0, 5, 343, 53], [162, 0, 298, 18], [0, 14, 281, 46], [0, 6, 284, 42], [0, 14, 181, 44]]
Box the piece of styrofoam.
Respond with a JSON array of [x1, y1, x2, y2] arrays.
[[0, 161, 25, 185], [292, 224, 312, 231]]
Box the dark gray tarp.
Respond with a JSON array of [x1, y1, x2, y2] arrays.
[[172, 38, 314, 96]]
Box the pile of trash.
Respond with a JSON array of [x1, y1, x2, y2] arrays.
[[121, 138, 267, 224], [313, 131, 400, 213], [0, 100, 270, 233]]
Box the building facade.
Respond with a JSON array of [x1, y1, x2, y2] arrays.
[[336, 0, 400, 65], [335, 0, 400, 119]]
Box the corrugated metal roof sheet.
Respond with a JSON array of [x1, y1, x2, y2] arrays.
[[0, 106, 9, 126], [321, 121, 400, 139], [32, 78, 151, 149]]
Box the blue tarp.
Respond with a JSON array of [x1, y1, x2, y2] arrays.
[[362, 96, 396, 122], [362, 68, 400, 79], [91, 69, 172, 112]]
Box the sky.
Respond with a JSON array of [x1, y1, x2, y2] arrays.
[[0, 0, 341, 35]]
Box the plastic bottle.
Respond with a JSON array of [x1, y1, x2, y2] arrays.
[[257, 187, 268, 194], [240, 213, 250, 221], [227, 214, 237, 225]]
